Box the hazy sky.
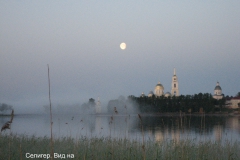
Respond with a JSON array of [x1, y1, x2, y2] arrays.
[[1, 1, 240, 112]]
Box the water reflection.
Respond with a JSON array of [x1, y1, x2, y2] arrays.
[[1, 114, 240, 142], [213, 125, 222, 141]]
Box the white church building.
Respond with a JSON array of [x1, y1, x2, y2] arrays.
[[213, 82, 223, 100], [141, 68, 180, 98], [140, 69, 227, 100]]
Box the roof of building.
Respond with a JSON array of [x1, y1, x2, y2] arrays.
[[214, 82, 222, 90], [155, 82, 164, 89], [214, 85, 222, 90], [165, 92, 171, 95], [148, 91, 154, 94]]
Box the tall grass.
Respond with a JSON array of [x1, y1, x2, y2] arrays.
[[0, 134, 239, 159]]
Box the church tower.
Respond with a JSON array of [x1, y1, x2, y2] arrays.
[[171, 68, 179, 96]]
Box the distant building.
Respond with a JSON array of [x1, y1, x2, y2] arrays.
[[226, 97, 240, 109], [164, 92, 171, 98], [148, 91, 154, 97], [171, 68, 179, 96], [154, 81, 164, 96], [147, 68, 180, 97], [140, 92, 146, 97], [95, 97, 101, 114], [213, 82, 223, 100]]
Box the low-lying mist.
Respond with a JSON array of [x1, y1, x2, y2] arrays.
[[42, 95, 140, 115]]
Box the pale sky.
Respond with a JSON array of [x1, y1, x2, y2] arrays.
[[0, 1, 240, 112]]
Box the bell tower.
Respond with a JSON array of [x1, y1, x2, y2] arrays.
[[171, 68, 179, 96]]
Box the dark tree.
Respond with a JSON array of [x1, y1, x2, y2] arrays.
[[236, 92, 240, 97], [0, 103, 13, 113]]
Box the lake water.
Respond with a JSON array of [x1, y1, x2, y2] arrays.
[[1, 113, 240, 143]]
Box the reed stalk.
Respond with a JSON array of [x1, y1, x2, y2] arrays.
[[48, 64, 54, 160], [180, 110, 183, 129], [138, 114, 145, 160], [19, 143, 22, 160]]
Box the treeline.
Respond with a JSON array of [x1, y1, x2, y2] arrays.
[[128, 93, 226, 113]]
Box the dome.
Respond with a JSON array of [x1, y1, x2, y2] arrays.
[[214, 86, 222, 90], [165, 92, 171, 97], [165, 92, 171, 95], [149, 91, 154, 94], [154, 81, 164, 97], [155, 82, 164, 90], [214, 82, 222, 90], [148, 91, 154, 97]]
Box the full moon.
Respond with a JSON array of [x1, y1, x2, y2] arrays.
[[120, 42, 126, 50]]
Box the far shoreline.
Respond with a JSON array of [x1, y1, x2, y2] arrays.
[[1, 111, 240, 117]]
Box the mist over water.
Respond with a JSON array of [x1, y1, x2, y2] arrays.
[[39, 95, 140, 116]]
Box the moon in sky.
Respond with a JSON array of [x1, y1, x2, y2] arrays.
[[120, 42, 126, 50]]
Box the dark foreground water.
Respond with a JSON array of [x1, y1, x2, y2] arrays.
[[1, 114, 240, 142]]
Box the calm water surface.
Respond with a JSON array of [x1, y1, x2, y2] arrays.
[[1, 114, 240, 142]]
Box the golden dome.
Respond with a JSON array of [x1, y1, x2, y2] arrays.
[[155, 81, 164, 90]]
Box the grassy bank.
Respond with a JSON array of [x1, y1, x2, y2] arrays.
[[0, 134, 239, 159]]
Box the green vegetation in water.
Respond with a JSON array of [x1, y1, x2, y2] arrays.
[[0, 134, 239, 160]]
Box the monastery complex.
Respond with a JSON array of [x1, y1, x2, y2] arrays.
[[141, 68, 179, 98], [140, 68, 240, 109]]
